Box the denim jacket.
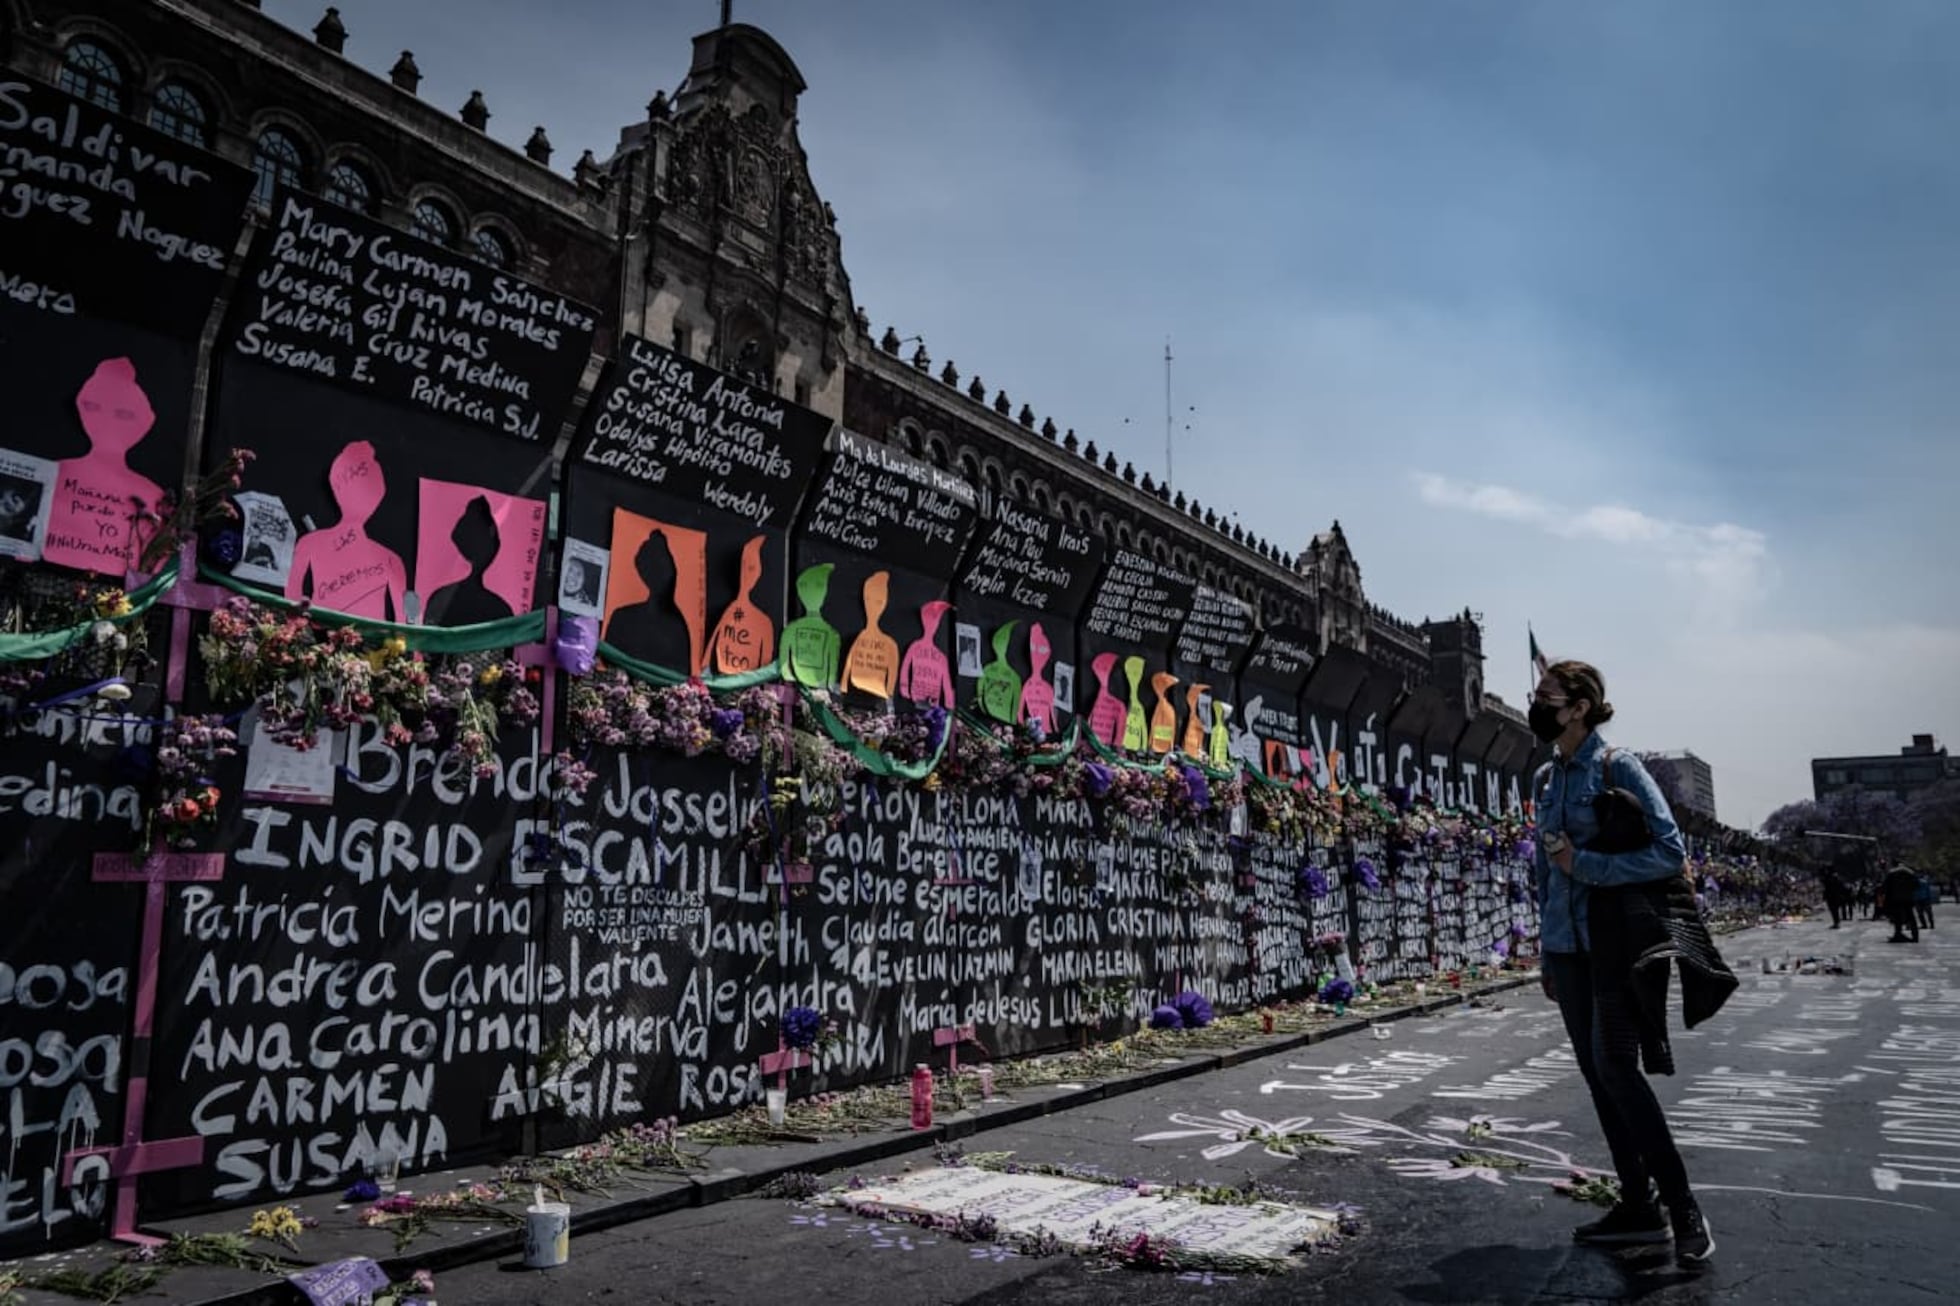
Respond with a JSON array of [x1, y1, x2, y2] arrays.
[[1534, 731, 1688, 953]]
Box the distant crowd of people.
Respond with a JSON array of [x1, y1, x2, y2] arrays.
[[1821, 864, 1945, 943]]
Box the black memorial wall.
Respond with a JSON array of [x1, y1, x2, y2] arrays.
[[0, 74, 250, 1256], [0, 98, 1545, 1246]]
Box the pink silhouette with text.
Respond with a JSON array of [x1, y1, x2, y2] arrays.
[[1018, 621, 1056, 733], [43, 358, 166, 577], [898, 598, 955, 708], [1086, 651, 1126, 748], [285, 441, 408, 620]]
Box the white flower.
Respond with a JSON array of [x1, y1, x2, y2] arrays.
[[1384, 1156, 1510, 1186]]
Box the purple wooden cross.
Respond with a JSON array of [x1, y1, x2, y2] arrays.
[[63, 851, 225, 1244]]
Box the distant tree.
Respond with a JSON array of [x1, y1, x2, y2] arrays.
[[1761, 788, 1921, 864], [1908, 779, 1960, 879]]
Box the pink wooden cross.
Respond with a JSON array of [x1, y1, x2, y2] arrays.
[[62, 851, 226, 1244], [512, 605, 561, 754], [133, 541, 228, 703], [933, 1023, 976, 1075], [755, 683, 810, 1104]]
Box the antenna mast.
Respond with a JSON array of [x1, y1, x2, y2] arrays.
[[1164, 338, 1174, 487]]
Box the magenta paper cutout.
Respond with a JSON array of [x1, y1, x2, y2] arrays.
[[1018, 621, 1056, 733], [42, 358, 165, 576], [286, 441, 407, 620], [898, 598, 955, 708], [1086, 651, 1125, 748], [413, 478, 546, 623]]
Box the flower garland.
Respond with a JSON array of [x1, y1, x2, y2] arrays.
[[200, 597, 540, 775]]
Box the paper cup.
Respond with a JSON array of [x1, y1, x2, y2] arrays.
[[523, 1202, 572, 1269], [766, 1086, 788, 1126]]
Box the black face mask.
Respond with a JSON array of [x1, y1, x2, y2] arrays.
[[1528, 700, 1566, 743]]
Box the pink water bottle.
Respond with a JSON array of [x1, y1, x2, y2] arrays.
[[910, 1064, 935, 1130]]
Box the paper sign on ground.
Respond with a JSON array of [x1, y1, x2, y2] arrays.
[[826, 1168, 1335, 1264]]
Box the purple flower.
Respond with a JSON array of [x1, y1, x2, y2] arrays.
[[1318, 978, 1354, 1005], [1353, 858, 1381, 891], [1509, 921, 1527, 940], [1173, 990, 1214, 1028], [1084, 762, 1115, 798], [923, 705, 949, 752], [782, 1005, 824, 1050], [1149, 1004, 1184, 1030], [1491, 938, 1510, 958], [1514, 838, 1536, 862], [204, 526, 242, 566], [1176, 756, 1207, 807], [344, 1178, 380, 1201], [710, 707, 745, 739], [1300, 864, 1330, 899]]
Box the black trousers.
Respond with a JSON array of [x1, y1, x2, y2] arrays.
[[1545, 951, 1692, 1207]]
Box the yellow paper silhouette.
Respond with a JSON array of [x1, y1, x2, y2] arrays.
[[1121, 656, 1148, 751], [1149, 672, 1180, 754], [841, 570, 899, 699], [1182, 684, 1211, 758], [1208, 701, 1233, 770]]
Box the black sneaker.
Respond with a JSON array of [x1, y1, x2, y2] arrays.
[[1672, 1203, 1715, 1265], [1573, 1201, 1670, 1245]]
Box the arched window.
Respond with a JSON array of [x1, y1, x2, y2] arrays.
[[410, 199, 457, 247], [471, 227, 512, 268], [324, 160, 375, 213], [1033, 485, 1052, 512], [147, 81, 207, 146], [251, 127, 308, 209], [58, 40, 124, 111], [1010, 472, 1030, 502]]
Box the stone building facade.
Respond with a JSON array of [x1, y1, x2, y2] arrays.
[[3, 0, 1476, 700]]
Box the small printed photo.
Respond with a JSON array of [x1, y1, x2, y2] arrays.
[[0, 472, 44, 543]]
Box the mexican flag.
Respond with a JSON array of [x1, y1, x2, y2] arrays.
[[1529, 626, 1550, 687]]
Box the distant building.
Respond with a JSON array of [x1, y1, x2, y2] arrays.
[[1812, 735, 1959, 803], [1646, 750, 1717, 822]]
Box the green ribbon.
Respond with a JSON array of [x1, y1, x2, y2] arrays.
[[801, 690, 952, 781], [0, 562, 181, 664], [596, 641, 783, 692], [199, 563, 543, 652]]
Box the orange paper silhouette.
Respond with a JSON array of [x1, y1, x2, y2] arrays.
[[1087, 652, 1125, 748], [707, 534, 775, 674], [43, 358, 165, 577], [1148, 671, 1180, 754], [1182, 683, 1211, 758], [286, 441, 408, 620], [898, 598, 955, 708], [1018, 622, 1056, 733], [603, 508, 709, 673], [841, 571, 899, 699]]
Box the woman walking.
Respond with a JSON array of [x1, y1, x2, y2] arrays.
[[1531, 660, 1731, 1267]]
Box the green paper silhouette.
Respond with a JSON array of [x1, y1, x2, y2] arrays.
[[1121, 655, 1148, 751], [781, 563, 840, 688], [977, 621, 1022, 723]]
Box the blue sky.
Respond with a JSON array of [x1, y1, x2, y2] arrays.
[[267, 0, 1959, 828]]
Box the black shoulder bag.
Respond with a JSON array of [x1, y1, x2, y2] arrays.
[[1588, 747, 1656, 855]]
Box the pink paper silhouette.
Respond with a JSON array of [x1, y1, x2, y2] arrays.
[[898, 598, 955, 708], [413, 478, 546, 622], [286, 441, 407, 620], [1018, 622, 1056, 733], [42, 358, 165, 576], [1086, 651, 1126, 748]]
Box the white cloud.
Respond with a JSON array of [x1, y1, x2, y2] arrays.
[[1414, 472, 1772, 606]]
